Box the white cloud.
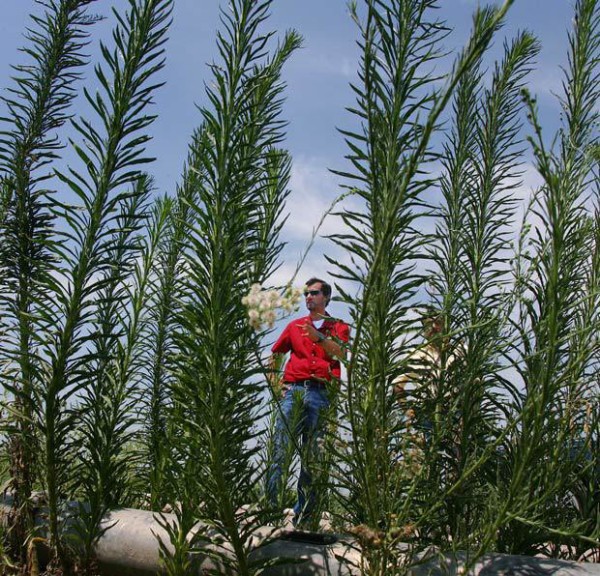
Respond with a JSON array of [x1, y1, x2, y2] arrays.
[[276, 156, 558, 314], [526, 69, 564, 103], [299, 50, 358, 81], [284, 156, 357, 241], [266, 156, 363, 311], [512, 162, 545, 239], [312, 52, 356, 79]]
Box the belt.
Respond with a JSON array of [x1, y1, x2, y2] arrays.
[[288, 379, 327, 389]]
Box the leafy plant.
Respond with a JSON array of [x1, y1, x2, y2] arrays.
[[329, 0, 519, 573], [0, 0, 98, 569], [0, 0, 597, 574], [156, 1, 300, 574], [139, 130, 205, 512], [426, 29, 540, 548], [490, 0, 600, 556], [1, 0, 173, 571]]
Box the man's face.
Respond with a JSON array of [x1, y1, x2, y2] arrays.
[[423, 316, 443, 340], [304, 282, 327, 314]]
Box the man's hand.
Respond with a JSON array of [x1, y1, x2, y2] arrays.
[[301, 323, 322, 342]]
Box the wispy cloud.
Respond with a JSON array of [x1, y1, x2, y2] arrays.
[[296, 50, 359, 80], [526, 66, 565, 103], [267, 155, 362, 299], [283, 156, 356, 241]]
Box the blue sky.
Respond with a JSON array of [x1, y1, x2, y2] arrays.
[[0, 0, 577, 317]]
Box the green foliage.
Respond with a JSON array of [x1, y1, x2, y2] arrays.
[[492, 0, 600, 556], [331, 0, 449, 549], [0, 0, 99, 569], [137, 129, 208, 511], [426, 30, 540, 549], [41, 1, 172, 569], [0, 0, 597, 574], [74, 176, 162, 571], [1, 0, 173, 571], [329, 1, 521, 573]]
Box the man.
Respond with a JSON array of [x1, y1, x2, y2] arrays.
[[266, 277, 349, 526], [394, 308, 463, 443], [394, 310, 446, 398]]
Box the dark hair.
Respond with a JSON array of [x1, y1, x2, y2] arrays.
[[305, 277, 332, 305]]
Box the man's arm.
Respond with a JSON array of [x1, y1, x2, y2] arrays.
[[271, 323, 291, 354], [302, 324, 346, 359], [267, 353, 286, 395], [320, 337, 345, 359]]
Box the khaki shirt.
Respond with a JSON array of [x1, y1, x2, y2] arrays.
[[394, 342, 463, 400]]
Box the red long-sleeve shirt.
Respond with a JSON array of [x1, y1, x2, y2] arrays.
[[272, 314, 350, 383]]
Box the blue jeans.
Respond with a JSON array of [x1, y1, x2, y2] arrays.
[[266, 383, 330, 521]]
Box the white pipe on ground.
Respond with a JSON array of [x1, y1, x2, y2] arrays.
[[2, 496, 599, 575]]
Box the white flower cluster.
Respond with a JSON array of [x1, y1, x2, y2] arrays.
[[242, 283, 303, 330]]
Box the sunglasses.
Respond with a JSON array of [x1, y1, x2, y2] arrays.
[[303, 289, 322, 297]]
